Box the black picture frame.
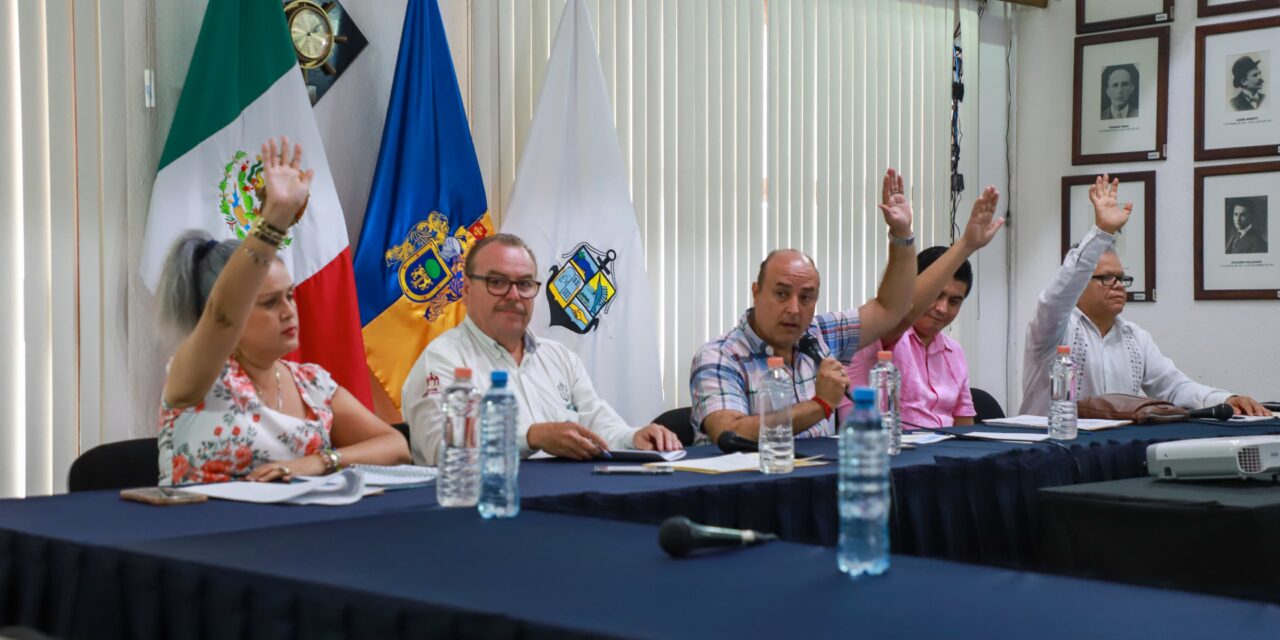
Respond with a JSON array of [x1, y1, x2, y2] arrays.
[[1072, 27, 1170, 166], [1061, 172, 1158, 303]]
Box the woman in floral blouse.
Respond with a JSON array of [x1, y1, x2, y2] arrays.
[[155, 136, 409, 485]]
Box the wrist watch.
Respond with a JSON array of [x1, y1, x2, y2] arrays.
[[889, 231, 915, 247]]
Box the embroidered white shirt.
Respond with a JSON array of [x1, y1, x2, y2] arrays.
[[402, 316, 639, 465], [1020, 225, 1232, 415]]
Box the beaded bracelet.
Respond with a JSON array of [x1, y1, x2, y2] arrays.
[[250, 218, 287, 248]]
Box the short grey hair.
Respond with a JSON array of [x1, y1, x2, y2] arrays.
[[156, 230, 245, 333]]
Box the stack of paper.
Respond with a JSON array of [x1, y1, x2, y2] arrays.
[[982, 415, 1132, 431], [183, 469, 375, 506], [348, 464, 438, 487], [902, 433, 954, 445], [529, 449, 689, 462], [649, 452, 827, 474]]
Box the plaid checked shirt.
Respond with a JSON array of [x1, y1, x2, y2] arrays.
[[690, 308, 862, 438]]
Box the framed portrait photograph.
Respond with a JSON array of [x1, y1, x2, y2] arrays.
[[1194, 162, 1280, 300], [1077, 0, 1172, 35], [1198, 0, 1280, 19], [1062, 172, 1157, 302], [1195, 17, 1280, 161], [1073, 27, 1170, 166]]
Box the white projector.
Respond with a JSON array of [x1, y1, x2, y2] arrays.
[[1147, 436, 1280, 481]]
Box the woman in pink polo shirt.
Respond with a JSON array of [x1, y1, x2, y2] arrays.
[[845, 186, 1004, 428]]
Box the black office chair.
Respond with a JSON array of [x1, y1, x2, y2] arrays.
[[391, 422, 412, 447], [67, 438, 160, 492], [970, 387, 1006, 423], [651, 406, 696, 446]]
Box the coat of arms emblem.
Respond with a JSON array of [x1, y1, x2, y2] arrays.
[[546, 242, 618, 334], [385, 211, 490, 322], [217, 150, 293, 247]]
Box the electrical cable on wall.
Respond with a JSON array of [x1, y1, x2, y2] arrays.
[[949, 0, 986, 241]]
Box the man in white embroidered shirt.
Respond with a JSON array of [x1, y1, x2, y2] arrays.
[[402, 233, 682, 465], [1020, 174, 1268, 416]]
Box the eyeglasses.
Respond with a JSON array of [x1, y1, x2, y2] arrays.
[[1090, 274, 1134, 288], [467, 273, 542, 299]]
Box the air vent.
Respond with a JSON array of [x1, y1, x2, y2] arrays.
[[1238, 446, 1261, 474]]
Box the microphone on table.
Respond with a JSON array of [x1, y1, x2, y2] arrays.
[[1187, 403, 1234, 421], [717, 431, 759, 453], [658, 516, 779, 558]]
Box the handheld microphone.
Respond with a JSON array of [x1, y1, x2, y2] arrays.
[[658, 516, 779, 558], [1187, 403, 1234, 421], [717, 431, 759, 453], [797, 334, 824, 364]]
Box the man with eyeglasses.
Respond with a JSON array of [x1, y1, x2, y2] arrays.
[[1020, 175, 1268, 416], [401, 233, 682, 464]]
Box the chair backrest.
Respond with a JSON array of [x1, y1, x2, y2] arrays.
[[651, 406, 696, 446], [390, 422, 412, 447], [970, 387, 1006, 423], [67, 438, 160, 492]]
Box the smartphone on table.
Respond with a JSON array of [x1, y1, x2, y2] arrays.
[[119, 487, 208, 506]]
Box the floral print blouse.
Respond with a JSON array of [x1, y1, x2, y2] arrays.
[[158, 358, 338, 486]]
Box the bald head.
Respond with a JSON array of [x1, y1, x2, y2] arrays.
[[750, 249, 821, 354], [755, 249, 820, 289]]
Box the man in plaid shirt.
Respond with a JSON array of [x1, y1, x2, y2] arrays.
[[690, 169, 919, 441]]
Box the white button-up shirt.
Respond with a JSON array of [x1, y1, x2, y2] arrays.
[[402, 316, 640, 465], [1020, 225, 1232, 415]]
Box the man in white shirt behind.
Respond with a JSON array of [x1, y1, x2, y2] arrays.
[[1020, 174, 1268, 417], [402, 233, 682, 465]]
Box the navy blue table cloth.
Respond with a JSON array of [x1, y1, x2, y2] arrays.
[[14, 508, 1280, 639], [5, 418, 1280, 638], [523, 420, 1280, 565]]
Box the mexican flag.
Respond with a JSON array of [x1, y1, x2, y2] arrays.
[[140, 0, 372, 406]]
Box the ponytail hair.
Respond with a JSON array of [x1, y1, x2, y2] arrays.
[[156, 231, 242, 334]]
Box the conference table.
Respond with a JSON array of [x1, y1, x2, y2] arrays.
[[5, 419, 1280, 638], [524, 420, 1280, 565]]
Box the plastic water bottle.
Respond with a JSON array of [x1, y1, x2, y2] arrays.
[[838, 386, 890, 578], [758, 356, 795, 474], [437, 367, 482, 507], [1048, 345, 1078, 441], [478, 370, 520, 519], [869, 351, 902, 455]]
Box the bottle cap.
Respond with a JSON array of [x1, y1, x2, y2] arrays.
[[1057, 345, 1070, 355], [454, 367, 472, 380], [877, 351, 892, 361], [852, 386, 875, 404], [490, 370, 509, 386], [767, 356, 784, 368]]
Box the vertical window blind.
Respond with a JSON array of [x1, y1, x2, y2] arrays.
[[1, 0, 127, 498], [472, 0, 979, 408]]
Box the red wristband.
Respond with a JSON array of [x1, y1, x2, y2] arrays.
[[812, 396, 833, 419]]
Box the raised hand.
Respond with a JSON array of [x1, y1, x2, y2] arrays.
[[1089, 174, 1133, 234], [959, 185, 1005, 251], [259, 136, 314, 229], [877, 168, 914, 239]]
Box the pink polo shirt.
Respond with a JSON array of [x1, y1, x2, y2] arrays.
[[843, 326, 975, 429]]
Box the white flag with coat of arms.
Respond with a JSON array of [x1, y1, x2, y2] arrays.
[[500, 0, 664, 427]]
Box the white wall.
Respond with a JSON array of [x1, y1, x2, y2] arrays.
[[957, 2, 1017, 409], [1010, 1, 1280, 411]]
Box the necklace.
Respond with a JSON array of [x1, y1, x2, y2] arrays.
[[269, 364, 282, 411], [236, 354, 283, 411]]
